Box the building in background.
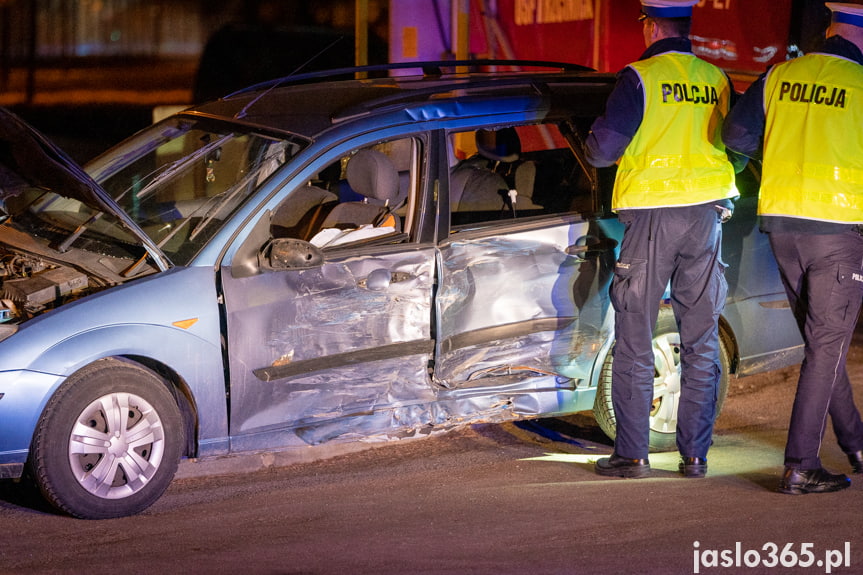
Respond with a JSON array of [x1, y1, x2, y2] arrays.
[[0, 0, 389, 105], [1, 0, 203, 61]]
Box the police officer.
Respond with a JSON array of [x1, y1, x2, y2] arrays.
[[723, 2, 863, 495], [586, 0, 739, 479]]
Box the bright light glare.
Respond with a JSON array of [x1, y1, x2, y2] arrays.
[[519, 452, 681, 465], [519, 448, 778, 477], [520, 453, 600, 464]]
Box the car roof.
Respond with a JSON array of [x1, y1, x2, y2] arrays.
[[186, 60, 616, 140]]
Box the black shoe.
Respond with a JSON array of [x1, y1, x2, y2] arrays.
[[778, 467, 850, 495], [679, 456, 708, 478], [847, 450, 863, 474], [595, 453, 651, 478]]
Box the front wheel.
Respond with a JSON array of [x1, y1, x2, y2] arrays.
[[28, 358, 184, 519], [593, 308, 732, 452]]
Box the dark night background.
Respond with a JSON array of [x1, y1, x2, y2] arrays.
[[0, 0, 842, 164]]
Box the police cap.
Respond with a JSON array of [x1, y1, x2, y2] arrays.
[[827, 3, 863, 28], [640, 0, 699, 19]]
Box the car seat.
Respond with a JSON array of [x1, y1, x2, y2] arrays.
[[476, 127, 540, 212], [270, 185, 338, 240], [450, 128, 539, 214], [318, 148, 402, 231]]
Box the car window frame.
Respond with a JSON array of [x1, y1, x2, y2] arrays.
[[443, 118, 604, 237], [221, 130, 434, 276]]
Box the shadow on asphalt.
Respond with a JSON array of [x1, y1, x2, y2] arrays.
[[0, 478, 58, 516], [738, 471, 784, 492]]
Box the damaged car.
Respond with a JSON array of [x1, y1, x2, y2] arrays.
[[0, 61, 803, 519]]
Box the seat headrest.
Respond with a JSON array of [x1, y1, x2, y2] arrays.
[[345, 149, 401, 204], [476, 128, 520, 162]]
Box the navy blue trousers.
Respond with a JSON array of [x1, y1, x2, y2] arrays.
[[769, 230, 863, 470], [610, 204, 727, 460]]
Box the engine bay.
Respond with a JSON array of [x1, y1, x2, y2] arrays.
[[0, 250, 91, 323]]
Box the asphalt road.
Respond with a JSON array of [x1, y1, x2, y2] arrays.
[[2, 326, 863, 575]]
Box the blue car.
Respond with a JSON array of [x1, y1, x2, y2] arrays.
[[0, 61, 802, 518]]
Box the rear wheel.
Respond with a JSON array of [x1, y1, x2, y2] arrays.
[[29, 358, 184, 519], [593, 308, 732, 452]]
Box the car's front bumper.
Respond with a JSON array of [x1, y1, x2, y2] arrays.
[[0, 369, 65, 477]]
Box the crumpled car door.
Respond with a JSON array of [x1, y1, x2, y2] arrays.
[[433, 218, 618, 414], [220, 246, 437, 449]]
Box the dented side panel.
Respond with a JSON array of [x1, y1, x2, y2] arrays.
[[435, 219, 617, 387], [221, 247, 437, 442]]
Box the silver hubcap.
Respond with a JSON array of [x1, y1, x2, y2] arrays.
[[68, 392, 166, 499], [650, 333, 681, 435]]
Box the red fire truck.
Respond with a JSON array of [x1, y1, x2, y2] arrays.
[[388, 0, 822, 89]]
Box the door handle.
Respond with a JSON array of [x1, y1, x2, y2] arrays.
[[565, 235, 615, 262], [358, 269, 412, 290]]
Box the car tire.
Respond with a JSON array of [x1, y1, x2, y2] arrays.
[[28, 358, 184, 519], [593, 307, 731, 452]]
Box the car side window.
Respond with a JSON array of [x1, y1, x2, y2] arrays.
[[271, 137, 420, 247], [448, 123, 595, 227]]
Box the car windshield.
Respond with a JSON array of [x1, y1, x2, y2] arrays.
[[86, 116, 304, 265]]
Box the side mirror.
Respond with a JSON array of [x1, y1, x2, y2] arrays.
[[262, 238, 324, 270]]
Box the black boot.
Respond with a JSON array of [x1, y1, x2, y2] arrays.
[[595, 453, 651, 478], [679, 456, 708, 478], [778, 467, 850, 495]]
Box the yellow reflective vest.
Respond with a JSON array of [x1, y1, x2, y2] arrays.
[[613, 52, 737, 211], [761, 53, 863, 223]]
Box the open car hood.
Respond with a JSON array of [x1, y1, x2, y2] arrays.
[[0, 107, 168, 269], [0, 108, 119, 214]]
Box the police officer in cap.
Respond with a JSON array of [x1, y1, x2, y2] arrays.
[[586, 0, 740, 479], [723, 2, 863, 495]]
